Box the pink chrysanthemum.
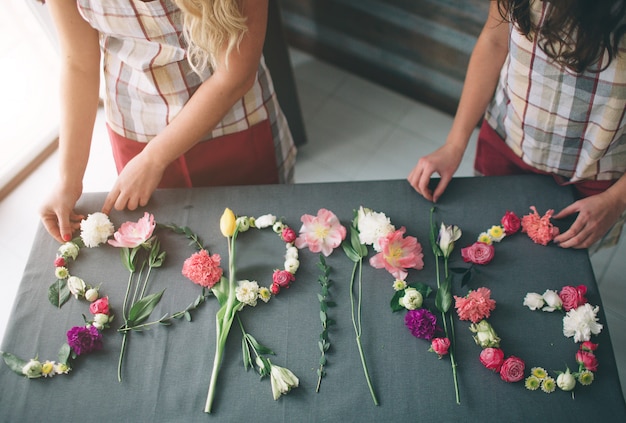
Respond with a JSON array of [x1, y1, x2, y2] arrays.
[[369, 227, 424, 280], [182, 250, 223, 288], [454, 287, 496, 323], [295, 209, 347, 257], [521, 206, 559, 246]]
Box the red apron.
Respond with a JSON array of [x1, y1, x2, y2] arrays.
[[108, 120, 279, 189]]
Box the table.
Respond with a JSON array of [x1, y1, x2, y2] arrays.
[[1, 176, 625, 422]]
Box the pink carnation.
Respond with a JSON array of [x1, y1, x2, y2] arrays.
[[454, 287, 496, 323], [369, 227, 424, 280], [182, 250, 223, 288], [520, 206, 559, 245]]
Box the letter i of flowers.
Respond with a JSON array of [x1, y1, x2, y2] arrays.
[[294, 208, 347, 392], [429, 207, 462, 404]]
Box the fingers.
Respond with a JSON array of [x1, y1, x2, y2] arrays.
[[432, 174, 452, 203]]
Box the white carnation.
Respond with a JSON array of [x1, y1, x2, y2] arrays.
[[80, 212, 114, 247], [236, 280, 260, 307], [562, 303, 603, 342], [356, 206, 394, 252]]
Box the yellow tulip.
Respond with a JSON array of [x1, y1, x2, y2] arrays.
[[220, 208, 237, 237]]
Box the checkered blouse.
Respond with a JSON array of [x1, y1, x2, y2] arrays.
[[77, 0, 295, 182]]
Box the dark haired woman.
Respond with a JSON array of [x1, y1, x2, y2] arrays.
[[409, 0, 626, 251]]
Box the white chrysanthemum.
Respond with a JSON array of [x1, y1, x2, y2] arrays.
[[523, 292, 544, 310], [80, 212, 114, 247], [235, 280, 260, 307], [356, 206, 394, 252], [255, 214, 276, 229], [563, 303, 603, 342], [58, 242, 79, 260], [399, 288, 423, 310], [541, 289, 562, 312], [392, 279, 407, 291]]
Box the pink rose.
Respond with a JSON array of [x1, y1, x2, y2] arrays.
[[281, 227, 297, 243], [89, 296, 109, 315], [480, 347, 505, 372], [273, 269, 295, 288], [559, 285, 588, 311], [499, 356, 525, 382], [270, 283, 281, 295], [576, 350, 599, 372], [461, 242, 495, 265], [501, 211, 521, 235], [54, 257, 66, 267], [581, 341, 598, 352], [108, 212, 156, 248], [430, 337, 450, 358]]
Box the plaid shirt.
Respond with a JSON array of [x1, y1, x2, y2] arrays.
[[77, 0, 295, 182], [486, 0, 626, 184]]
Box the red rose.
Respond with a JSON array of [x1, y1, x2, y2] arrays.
[[54, 257, 66, 267], [501, 211, 521, 235], [559, 285, 587, 311], [430, 337, 450, 357], [480, 347, 505, 372], [461, 242, 495, 265], [499, 356, 525, 382], [281, 227, 297, 243], [576, 350, 599, 372], [581, 341, 598, 352], [272, 269, 295, 288], [89, 296, 109, 315]]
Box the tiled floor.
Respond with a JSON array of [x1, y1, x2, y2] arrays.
[[0, 48, 624, 400]]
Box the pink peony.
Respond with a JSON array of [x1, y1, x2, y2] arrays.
[[369, 227, 424, 280], [430, 337, 451, 358], [576, 350, 599, 372], [182, 250, 223, 288], [559, 284, 588, 311], [499, 356, 525, 382], [501, 211, 521, 235], [460, 242, 495, 265], [89, 296, 109, 315], [520, 206, 559, 245], [295, 209, 347, 257], [108, 212, 156, 248], [480, 347, 505, 372], [454, 287, 496, 323]]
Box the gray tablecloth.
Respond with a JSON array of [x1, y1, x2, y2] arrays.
[[1, 176, 624, 422]]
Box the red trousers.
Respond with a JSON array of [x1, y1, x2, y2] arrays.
[[107, 120, 279, 189]]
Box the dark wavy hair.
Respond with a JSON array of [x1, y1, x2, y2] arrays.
[[497, 0, 626, 72]]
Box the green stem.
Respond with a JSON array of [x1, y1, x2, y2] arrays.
[[117, 332, 128, 382], [443, 256, 460, 404]]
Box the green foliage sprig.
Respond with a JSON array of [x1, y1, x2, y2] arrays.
[[316, 255, 336, 392]]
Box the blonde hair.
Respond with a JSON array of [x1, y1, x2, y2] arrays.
[[173, 0, 248, 73]]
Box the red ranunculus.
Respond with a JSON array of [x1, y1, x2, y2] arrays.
[[273, 269, 295, 288], [559, 285, 588, 311], [501, 211, 521, 235], [461, 242, 495, 265], [89, 296, 109, 315], [430, 337, 450, 358], [479, 347, 505, 372], [576, 350, 599, 372], [499, 356, 525, 382]]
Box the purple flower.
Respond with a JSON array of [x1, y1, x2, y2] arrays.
[[67, 325, 103, 356], [404, 309, 437, 340]]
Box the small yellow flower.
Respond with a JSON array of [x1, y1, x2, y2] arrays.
[[578, 370, 594, 385], [531, 367, 548, 379], [258, 287, 271, 303], [477, 233, 492, 244], [392, 279, 407, 291], [220, 208, 237, 237], [541, 377, 556, 393], [488, 225, 505, 242], [54, 362, 71, 375], [41, 361, 55, 378], [525, 375, 540, 390]]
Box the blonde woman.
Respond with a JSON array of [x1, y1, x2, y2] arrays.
[[40, 0, 296, 243]]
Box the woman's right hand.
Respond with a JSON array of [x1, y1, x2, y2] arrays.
[[40, 182, 85, 243], [407, 143, 465, 202]]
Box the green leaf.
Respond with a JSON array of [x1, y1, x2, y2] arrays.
[[435, 275, 453, 314], [410, 282, 433, 299], [429, 207, 443, 257], [246, 334, 275, 356], [48, 279, 71, 308], [184, 311, 192, 322], [390, 291, 405, 312], [342, 242, 360, 263], [57, 343, 71, 365], [127, 290, 165, 327], [320, 310, 327, 323], [242, 337, 251, 370], [1, 351, 28, 376]]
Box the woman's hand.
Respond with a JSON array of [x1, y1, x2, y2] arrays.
[[40, 182, 84, 243], [407, 143, 465, 202]]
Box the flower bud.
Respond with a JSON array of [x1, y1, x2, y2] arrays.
[[235, 217, 250, 232], [557, 369, 576, 391], [470, 320, 501, 348], [85, 288, 99, 302], [67, 276, 86, 299], [22, 359, 43, 378], [220, 208, 237, 237]]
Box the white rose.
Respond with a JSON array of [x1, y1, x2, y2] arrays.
[[523, 292, 544, 311], [67, 276, 86, 298], [284, 257, 300, 274], [541, 289, 563, 312], [80, 212, 114, 248], [356, 206, 394, 252], [399, 288, 423, 310], [556, 370, 576, 391], [58, 242, 79, 260], [92, 313, 110, 330], [85, 288, 99, 302]]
